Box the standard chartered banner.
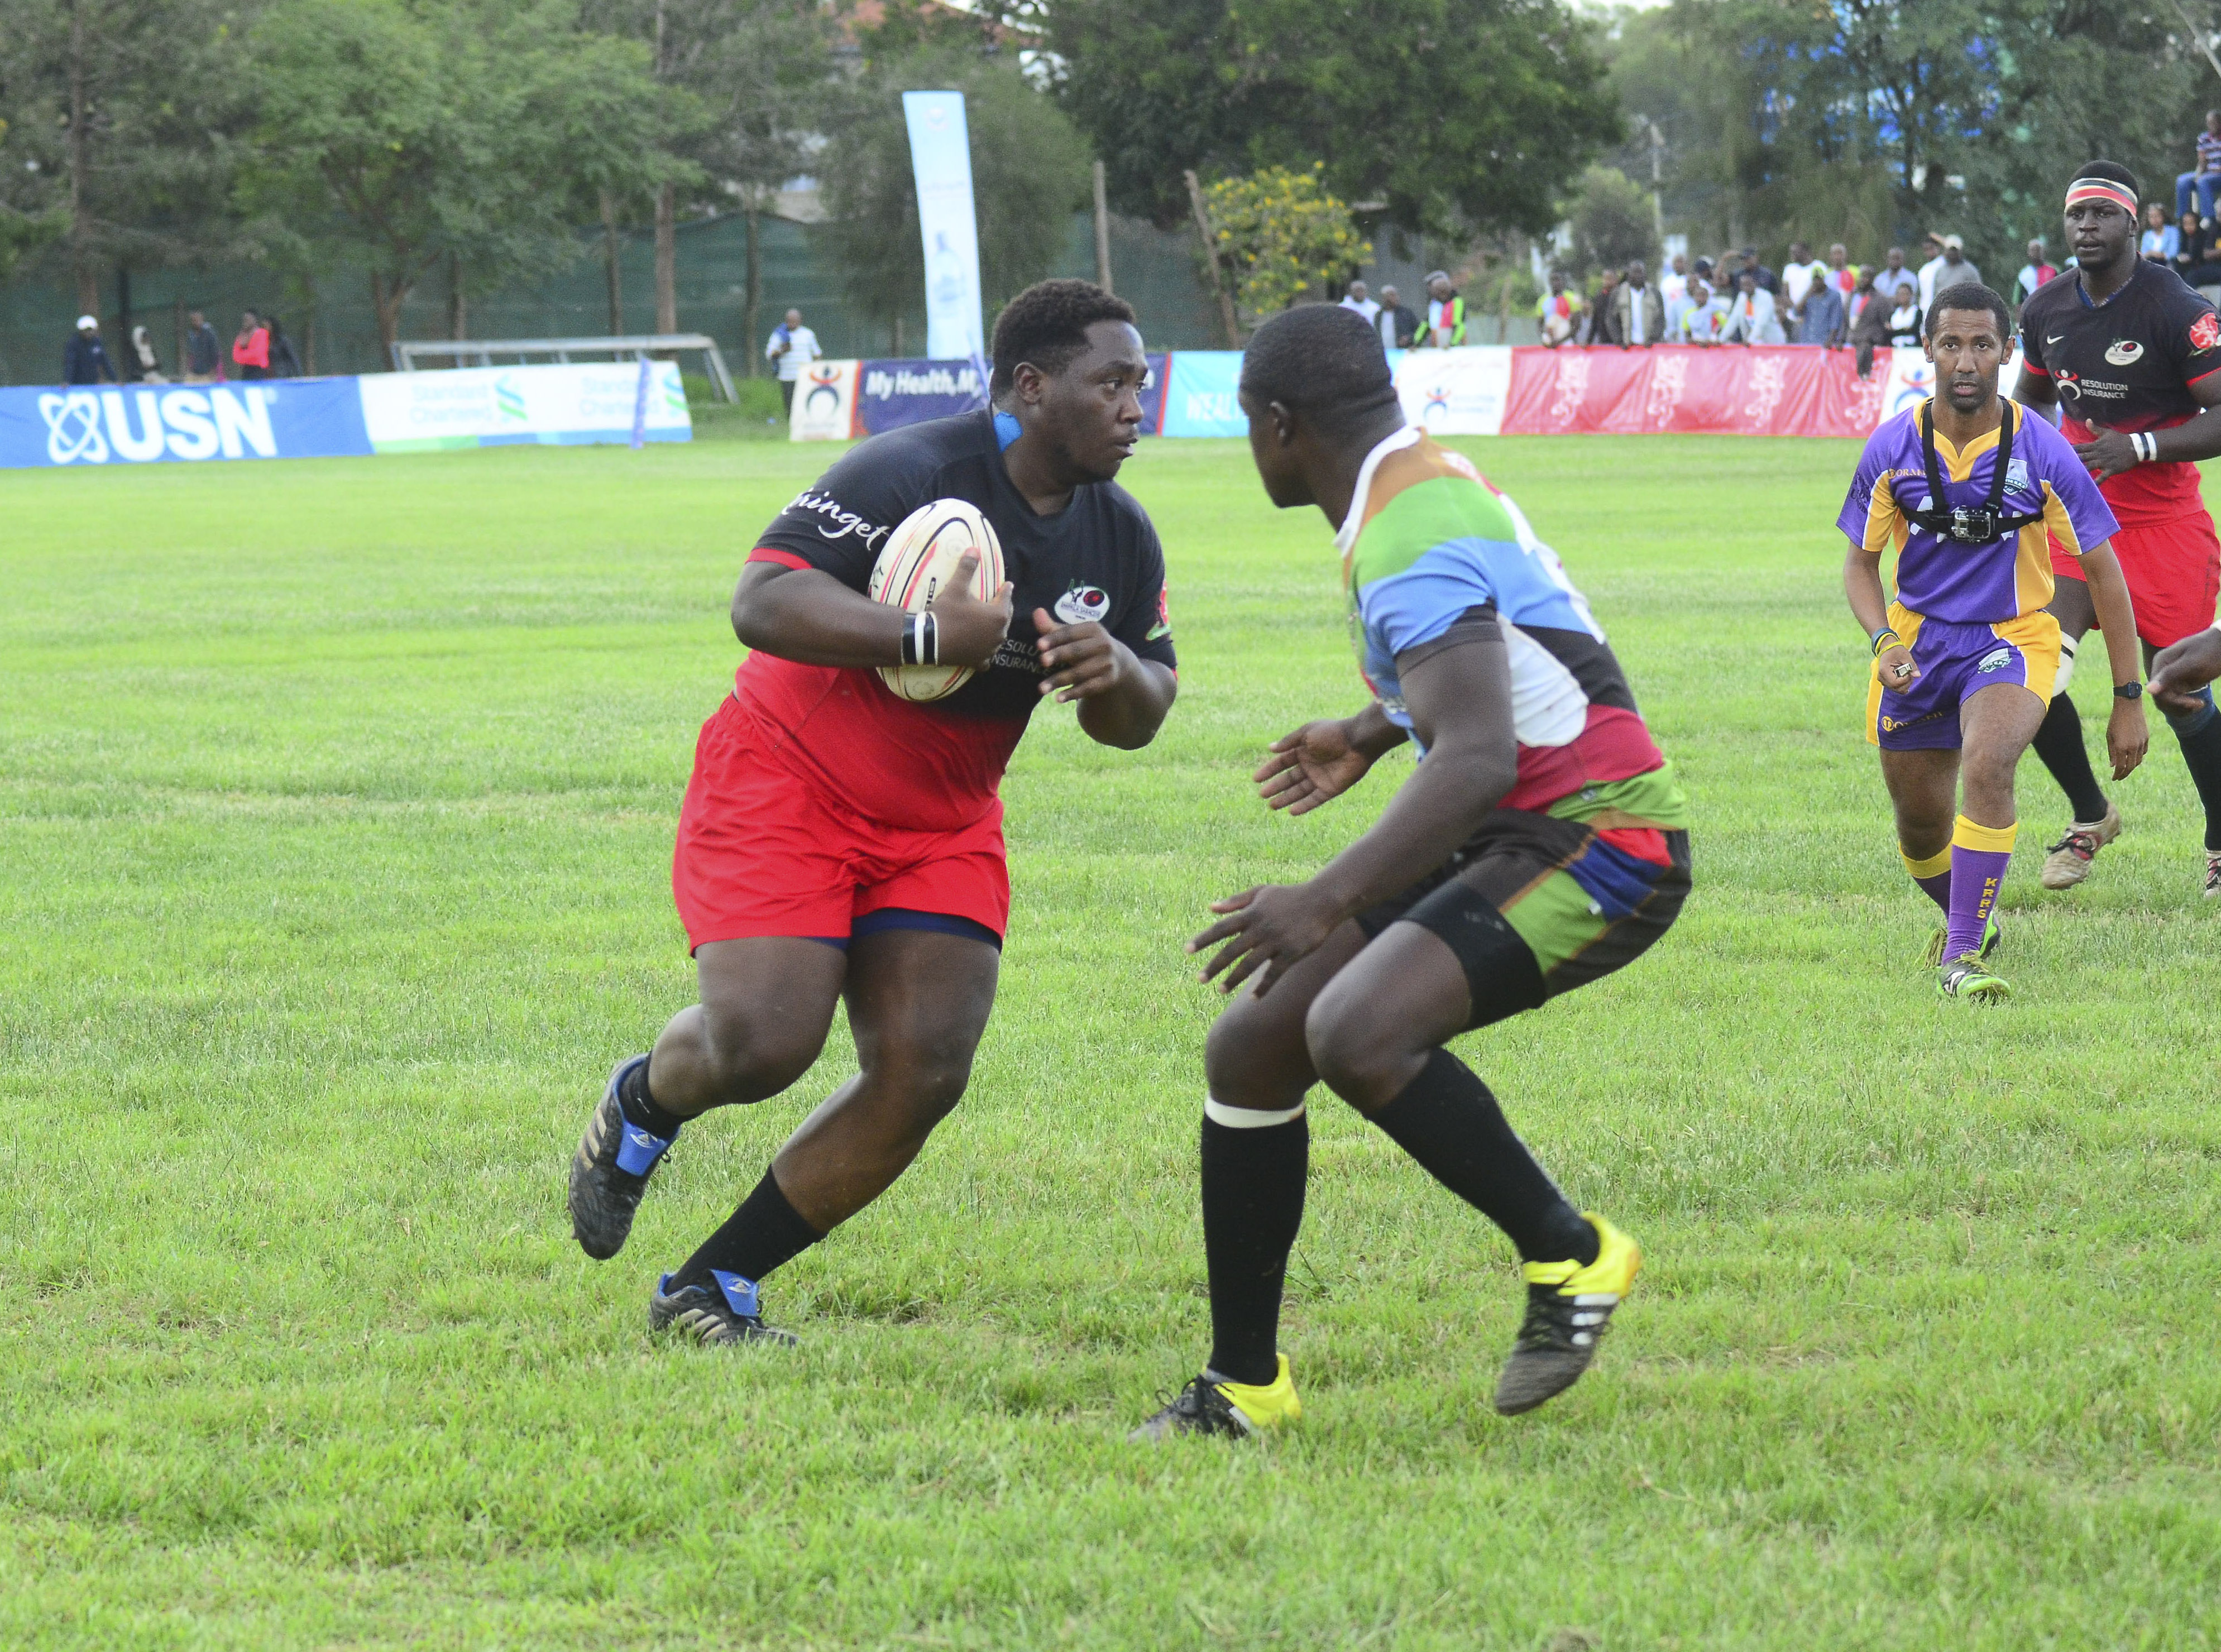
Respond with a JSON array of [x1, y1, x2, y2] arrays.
[[902, 91, 987, 362], [356, 360, 689, 451], [0, 363, 691, 470], [0, 379, 371, 468]]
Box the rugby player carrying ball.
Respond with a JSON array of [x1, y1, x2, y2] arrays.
[[568, 281, 1177, 1344]]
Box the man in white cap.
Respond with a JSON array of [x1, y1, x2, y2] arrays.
[[1424, 271, 1467, 347], [1930, 234, 1983, 307], [63, 315, 117, 386]]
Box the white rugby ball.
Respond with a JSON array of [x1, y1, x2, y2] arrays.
[[869, 498, 1004, 702]]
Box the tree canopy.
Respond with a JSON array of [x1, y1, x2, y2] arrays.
[[1044, 0, 1621, 236]]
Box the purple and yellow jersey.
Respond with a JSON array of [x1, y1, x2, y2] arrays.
[[1837, 399, 2118, 623], [1338, 427, 1682, 822]]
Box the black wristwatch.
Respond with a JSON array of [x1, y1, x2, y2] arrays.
[[2114, 681, 2144, 701]]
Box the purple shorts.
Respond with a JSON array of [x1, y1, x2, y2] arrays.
[[1866, 605, 2062, 751]]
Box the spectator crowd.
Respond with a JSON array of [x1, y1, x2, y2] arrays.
[[1333, 227, 2098, 379]]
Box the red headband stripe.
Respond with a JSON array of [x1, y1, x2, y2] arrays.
[[2066, 179, 2139, 214]]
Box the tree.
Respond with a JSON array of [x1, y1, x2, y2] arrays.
[[0, 0, 252, 315], [1044, 0, 1621, 236], [1566, 164, 1653, 276], [813, 47, 1093, 345], [579, 0, 836, 353], [1202, 166, 1371, 319], [238, 0, 680, 356], [1625, 0, 2210, 281]]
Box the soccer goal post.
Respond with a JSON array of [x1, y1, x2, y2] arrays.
[[390, 333, 739, 403]]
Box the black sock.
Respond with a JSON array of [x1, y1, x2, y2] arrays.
[[1367, 1049, 1596, 1265], [2164, 694, 2221, 851], [618, 1056, 691, 1140], [1200, 1106, 1309, 1387], [2032, 692, 2109, 824], [671, 1165, 823, 1291]]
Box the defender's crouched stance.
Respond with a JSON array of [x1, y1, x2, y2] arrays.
[[1840, 285, 2146, 1003], [568, 282, 1177, 1343], [1133, 308, 1688, 1440]]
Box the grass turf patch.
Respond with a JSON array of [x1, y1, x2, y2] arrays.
[[2, 434, 2218, 1650]]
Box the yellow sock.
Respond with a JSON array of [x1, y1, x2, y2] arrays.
[[1952, 816, 2018, 853]]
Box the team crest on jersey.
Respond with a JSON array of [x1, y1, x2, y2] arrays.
[[2105, 339, 2145, 366], [2191, 312, 2221, 353], [1053, 583, 1111, 625], [2004, 459, 2031, 495]]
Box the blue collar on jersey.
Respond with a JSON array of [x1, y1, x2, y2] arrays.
[[993, 410, 1022, 451], [2074, 260, 2138, 310]]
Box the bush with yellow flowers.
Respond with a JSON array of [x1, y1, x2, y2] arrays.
[[1202, 165, 1372, 321]]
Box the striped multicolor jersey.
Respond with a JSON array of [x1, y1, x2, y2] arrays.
[[1337, 427, 1686, 830], [1836, 398, 2117, 623]]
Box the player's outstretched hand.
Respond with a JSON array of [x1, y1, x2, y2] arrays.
[[928, 550, 1014, 668], [1031, 607, 1130, 702], [2151, 628, 2221, 716], [2107, 693, 2150, 779], [1255, 719, 1375, 814], [1188, 883, 1342, 997], [2072, 423, 2142, 483], [1877, 643, 1918, 689]]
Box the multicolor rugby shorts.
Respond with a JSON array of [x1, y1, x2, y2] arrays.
[[1356, 788, 1689, 1031], [1866, 600, 2061, 751]]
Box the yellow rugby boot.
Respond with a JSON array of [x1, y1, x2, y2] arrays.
[[1495, 1214, 1640, 1417], [1921, 909, 2001, 968], [1129, 1354, 1301, 1441]]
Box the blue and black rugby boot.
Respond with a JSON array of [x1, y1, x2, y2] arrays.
[[649, 1270, 797, 1347], [568, 1055, 676, 1261]]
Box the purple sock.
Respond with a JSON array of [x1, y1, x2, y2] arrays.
[[1944, 816, 2016, 961], [1900, 846, 1951, 913]]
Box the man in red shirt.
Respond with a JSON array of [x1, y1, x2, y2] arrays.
[[566, 281, 1180, 1344], [2016, 161, 2221, 898], [232, 311, 270, 381]]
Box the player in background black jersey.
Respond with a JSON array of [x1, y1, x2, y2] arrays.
[[2016, 161, 2221, 899]]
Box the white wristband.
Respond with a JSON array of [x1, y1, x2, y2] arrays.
[[2133, 432, 2157, 463]]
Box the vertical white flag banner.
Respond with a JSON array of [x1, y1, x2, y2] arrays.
[[902, 90, 986, 362]]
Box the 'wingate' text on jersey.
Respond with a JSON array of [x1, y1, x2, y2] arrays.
[[743, 410, 1175, 831]]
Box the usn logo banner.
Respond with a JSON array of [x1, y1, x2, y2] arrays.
[[0, 379, 371, 468]]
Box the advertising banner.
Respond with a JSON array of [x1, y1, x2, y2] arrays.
[[854, 358, 989, 436], [791, 358, 860, 441], [356, 361, 690, 451], [1160, 350, 1246, 438], [902, 91, 987, 363], [1391, 346, 1512, 435], [0, 378, 371, 470], [1499, 344, 1893, 438], [793, 355, 1169, 442]]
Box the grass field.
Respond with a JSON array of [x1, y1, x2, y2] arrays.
[[3, 430, 2219, 1651]]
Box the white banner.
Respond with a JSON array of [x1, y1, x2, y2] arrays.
[[902, 92, 986, 362], [356, 361, 690, 451], [1391, 346, 1512, 435], [790, 359, 860, 442]]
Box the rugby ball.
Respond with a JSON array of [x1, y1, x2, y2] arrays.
[[869, 498, 1004, 702]]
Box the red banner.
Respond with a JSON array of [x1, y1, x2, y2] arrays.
[[1500, 344, 1890, 438]]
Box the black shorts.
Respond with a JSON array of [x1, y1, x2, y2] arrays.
[[1356, 807, 1691, 1031]]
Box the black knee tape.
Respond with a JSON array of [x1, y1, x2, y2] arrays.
[[1398, 880, 1548, 1028]]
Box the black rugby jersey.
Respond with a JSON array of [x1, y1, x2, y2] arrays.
[[2020, 261, 2221, 524], [738, 411, 1174, 828]]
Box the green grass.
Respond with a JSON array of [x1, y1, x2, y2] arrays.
[[3, 433, 2219, 1651]]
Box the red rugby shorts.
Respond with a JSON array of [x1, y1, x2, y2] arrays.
[[2050, 513, 2221, 648], [671, 695, 1010, 952]]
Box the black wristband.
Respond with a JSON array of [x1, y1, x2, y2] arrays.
[[2114, 680, 2143, 701], [899, 613, 920, 666]]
